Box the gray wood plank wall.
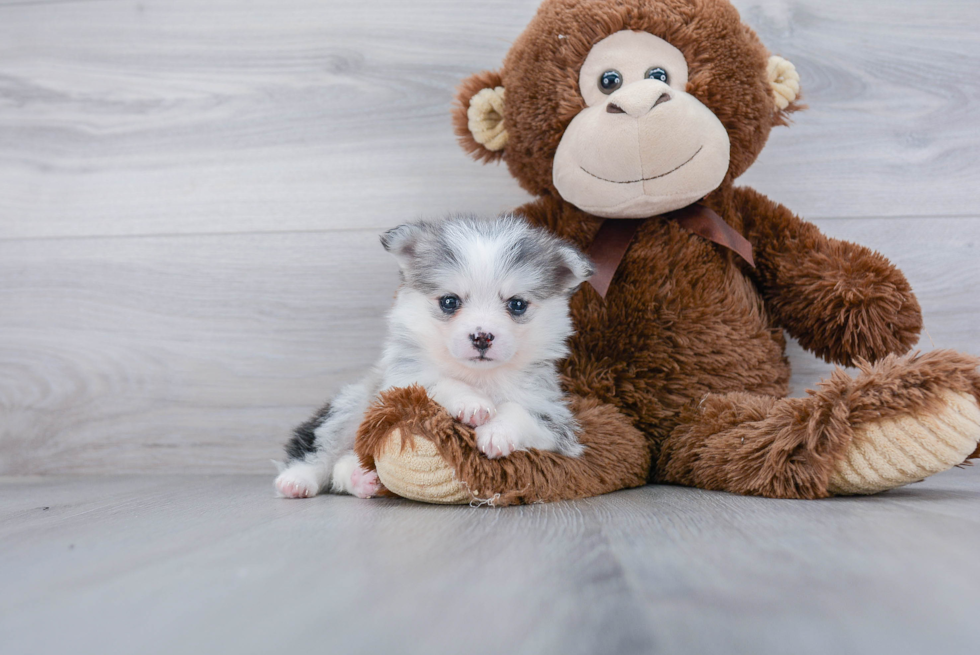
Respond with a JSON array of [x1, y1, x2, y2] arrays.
[[1, 0, 978, 474]]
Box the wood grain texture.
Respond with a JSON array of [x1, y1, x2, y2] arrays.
[[1, 217, 976, 474], [0, 229, 398, 474], [1, 470, 979, 655], [1, 0, 978, 474], [0, 0, 978, 241]]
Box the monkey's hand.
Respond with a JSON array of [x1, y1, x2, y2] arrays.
[[736, 186, 922, 366]]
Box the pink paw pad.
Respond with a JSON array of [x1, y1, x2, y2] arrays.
[[476, 423, 518, 459], [276, 477, 314, 499], [458, 404, 494, 427], [484, 438, 515, 459], [350, 466, 384, 499]]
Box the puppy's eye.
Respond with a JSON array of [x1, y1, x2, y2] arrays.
[[598, 70, 622, 95], [506, 298, 528, 316], [645, 67, 669, 84], [439, 295, 461, 314]]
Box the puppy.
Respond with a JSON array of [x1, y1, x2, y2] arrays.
[[274, 214, 594, 499]]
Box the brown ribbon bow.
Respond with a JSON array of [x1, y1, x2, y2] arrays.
[[586, 203, 755, 298]]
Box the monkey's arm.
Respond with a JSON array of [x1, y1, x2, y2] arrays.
[[734, 186, 922, 366]]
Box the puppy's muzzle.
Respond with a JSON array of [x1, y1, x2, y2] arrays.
[[469, 331, 495, 355]]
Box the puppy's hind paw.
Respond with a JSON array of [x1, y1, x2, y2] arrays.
[[275, 468, 319, 499], [350, 466, 385, 499]]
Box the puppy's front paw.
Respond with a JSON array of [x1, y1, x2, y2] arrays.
[[275, 467, 319, 499], [449, 395, 496, 427], [476, 419, 520, 459], [350, 466, 384, 499]]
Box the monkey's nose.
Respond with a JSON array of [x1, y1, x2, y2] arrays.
[[470, 331, 494, 352], [607, 88, 672, 117], [651, 92, 672, 109]]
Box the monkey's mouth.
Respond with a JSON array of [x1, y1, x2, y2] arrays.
[[580, 146, 703, 185]]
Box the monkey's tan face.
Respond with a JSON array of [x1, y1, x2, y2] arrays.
[[552, 31, 731, 218]]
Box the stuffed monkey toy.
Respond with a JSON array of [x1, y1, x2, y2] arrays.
[[355, 0, 980, 505]]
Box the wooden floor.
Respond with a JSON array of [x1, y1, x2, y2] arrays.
[[2, 469, 979, 655], [2, 2, 979, 653]]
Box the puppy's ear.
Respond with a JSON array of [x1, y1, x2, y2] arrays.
[[380, 223, 426, 269], [557, 246, 595, 291]]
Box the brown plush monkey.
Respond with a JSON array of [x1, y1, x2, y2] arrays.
[[356, 0, 980, 504]]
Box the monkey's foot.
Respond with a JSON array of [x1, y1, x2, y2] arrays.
[[829, 390, 980, 495], [373, 429, 473, 504]]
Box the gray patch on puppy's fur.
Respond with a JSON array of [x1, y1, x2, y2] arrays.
[[531, 410, 583, 457]]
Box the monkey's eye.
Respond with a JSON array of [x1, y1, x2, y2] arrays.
[[598, 70, 623, 94], [506, 298, 528, 316], [439, 295, 461, 314], [645, 67, 669, 84]]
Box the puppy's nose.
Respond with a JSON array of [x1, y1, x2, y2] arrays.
[[470, 331, 494, 353]]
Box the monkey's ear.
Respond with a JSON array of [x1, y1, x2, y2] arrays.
[[452, 70, 507, 163], [767, 56, 804, 121]]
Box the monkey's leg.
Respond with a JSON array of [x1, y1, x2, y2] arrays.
[[355, 386, 650, 506], [657, 350, 980, 499]]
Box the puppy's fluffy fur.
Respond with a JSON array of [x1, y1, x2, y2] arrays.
[[275, 214, 594, 499]]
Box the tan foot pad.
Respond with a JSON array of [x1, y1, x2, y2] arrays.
[[828, 391, 980, 495], [374, 429, 473, 504]]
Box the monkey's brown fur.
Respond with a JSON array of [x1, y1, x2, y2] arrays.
[[356, 0, 979, 503]]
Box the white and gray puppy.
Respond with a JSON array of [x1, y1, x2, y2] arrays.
[[275, 214, 594, 499]]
